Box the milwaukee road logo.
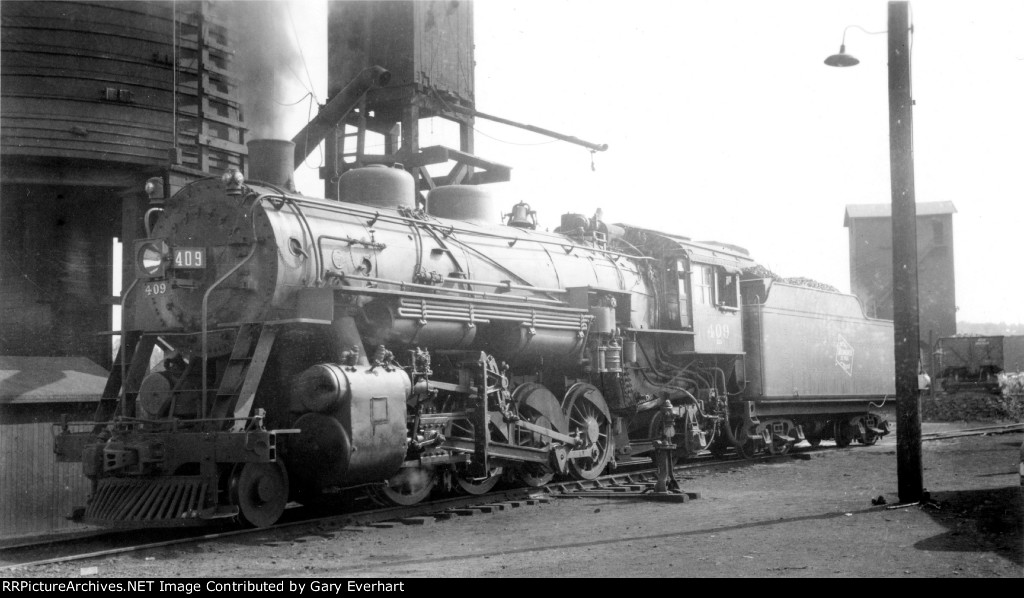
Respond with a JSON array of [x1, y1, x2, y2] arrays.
[[835, 334, 854, 377]]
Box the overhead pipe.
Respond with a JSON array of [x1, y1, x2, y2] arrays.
[[442, 104, 608, 153], [291, 65, 391, 168]]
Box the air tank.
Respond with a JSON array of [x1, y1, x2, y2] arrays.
[[336, 165, 416, 209]]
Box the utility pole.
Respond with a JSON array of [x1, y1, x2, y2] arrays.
[[887, 0, 924, 503]]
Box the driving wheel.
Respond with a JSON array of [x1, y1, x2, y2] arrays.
[[512, 383, 566, 487], [455, 466, 504, 495], [563, 383, 613, 480]]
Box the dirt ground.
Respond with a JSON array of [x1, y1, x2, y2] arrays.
[[6, 422, 1023, 578]]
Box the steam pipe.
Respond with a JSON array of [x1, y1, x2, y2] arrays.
[[291, 66, 391, 168]]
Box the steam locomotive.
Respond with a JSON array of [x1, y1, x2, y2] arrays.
[[55, 162, 895, 528]]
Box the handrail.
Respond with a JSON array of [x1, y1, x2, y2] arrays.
[[325, 272, 567, 306], [200, 243, 258, 420], [199, 197, 265, 419], [118, 278, 139, 414], [262, 191, 651, 262]]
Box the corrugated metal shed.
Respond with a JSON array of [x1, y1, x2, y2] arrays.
[[0, 357, 105, 540], [0, 356, 108, 403]]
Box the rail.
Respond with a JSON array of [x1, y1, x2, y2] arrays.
[[12, 426, 1022, 571]]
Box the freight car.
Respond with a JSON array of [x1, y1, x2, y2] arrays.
[[53, 157, 896, 528], [934, 335, 1024, 393]]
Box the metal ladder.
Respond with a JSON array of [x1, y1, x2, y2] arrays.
[[91, 331, 155, 433], [338, 96, 369, 170], [208, 323, 277, 430]]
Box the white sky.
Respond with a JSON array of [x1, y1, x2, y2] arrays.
[[283, 0, 1024, 325]]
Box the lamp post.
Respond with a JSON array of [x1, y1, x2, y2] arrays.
[[826, 1, 923, 503]]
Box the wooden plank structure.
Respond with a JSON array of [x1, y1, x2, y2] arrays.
[[1, 1, 247, 175], [0, 0, 248, 539], [1, 0, 249, 370]]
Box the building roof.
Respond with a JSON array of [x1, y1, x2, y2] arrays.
[[0, 356, 107, 404], [843, 201, 957, 226]]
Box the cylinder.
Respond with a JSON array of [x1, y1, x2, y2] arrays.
[[336, 165, 415, 209], [426, 185, 501, 225], [605, 342, 622, 373], [289, 363, 350, 413], [589, 306, 616, 335], [595, 346, 607, 372], [289, 412, 352, 484], [248, 139, 296, 191], [623, 339, 637, 365], [288, 363, 411, 489]]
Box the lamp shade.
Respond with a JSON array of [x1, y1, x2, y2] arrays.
[[824, 44, 860, 67]]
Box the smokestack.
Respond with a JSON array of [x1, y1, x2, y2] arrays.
[[248, 139, 296, 192]]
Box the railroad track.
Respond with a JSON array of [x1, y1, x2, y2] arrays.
[[0, 450, 774, 571], [4, 423, 1019, 572], [920, 422, 1024, 441], [0, 487, 553, 573]]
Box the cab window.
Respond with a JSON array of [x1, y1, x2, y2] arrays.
[[661, 258, 693, 329], [695, 265, 714, 305], [717, 271, 739, 309]]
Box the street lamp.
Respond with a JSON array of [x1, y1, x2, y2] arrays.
[[823, 25, 886, 67], [825, 1, 924, 505]]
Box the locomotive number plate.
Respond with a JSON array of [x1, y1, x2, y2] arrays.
[[173, 247, 205, 269], [706, 323, 731, 345], [144, 281, 168, 296]]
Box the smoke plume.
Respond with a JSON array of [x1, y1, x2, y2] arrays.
[[213, 0, 306, 140]]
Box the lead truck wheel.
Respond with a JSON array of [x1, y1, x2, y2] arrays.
[[367, 467, 437, 506], [232, 462, 289, 528]]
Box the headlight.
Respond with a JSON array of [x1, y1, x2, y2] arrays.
[[134, 239, 169, 278], [143, 177, 163, 201], [222, 168, 245, 196]]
